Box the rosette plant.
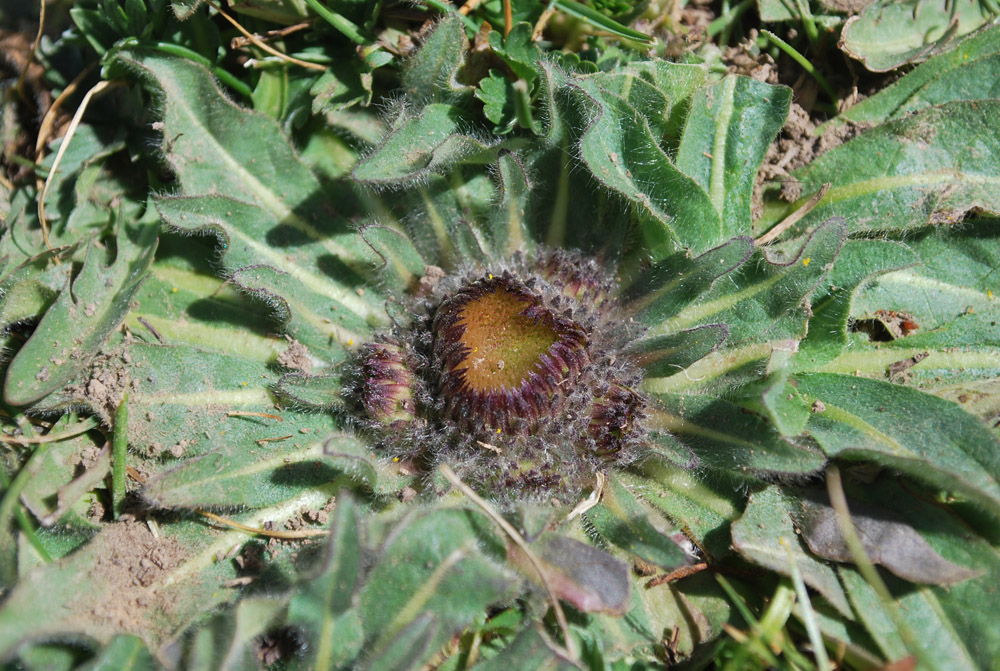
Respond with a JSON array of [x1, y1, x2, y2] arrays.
[[1, 2, 999, 670]]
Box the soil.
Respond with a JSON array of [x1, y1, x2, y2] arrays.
[[85, 516, 185, 634], [753, 102, 864, 219], [67, 348, 132, 424], [277, 339, 313, 374]]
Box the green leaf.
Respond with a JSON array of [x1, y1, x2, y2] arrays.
[[112, 49, 383, 355], [275, 372, 342, 410], [584, 475, 690, 570], [645, 218, 846, 360], [0, 247, 74, 331], [358, 224, 427, 294], [155, 195, 372, 360], [802, 221, 999, 421], [357, 508, 517, 668], [837, 476, 1000, 670], [795, 239, 919, 368], [400, 13, 471, 102], [627, 324, 729, 378], [310, 58, 373, 112], [352, 103, 498, 185], [797, 373, 1000, 512], [180, 596, 287, 671], [288, 492, 365, 670], [758, 368, 812, 437], [675, 75, 791, 241], [81, 635, 154, 671], [840, 0, 997, 72], [781, 101, 1000, 237], [487, 23, 542, 85], [4, 218, 158, 407], [471, 627, 578, 670], [573, 76, 717, 252], [0, 493, 325, 655], [836, 24, 1000, 126], [623, 237, 753, 327], [229, 0, 310, 23], [553, 0, 655, 44], [360, 613, 437, 671], [849, 224, 1000, 351], [649, 393, 828, 477], [141, 433, 345, 509], [514, 533, 631, 615], [171, 0, 204, 20], [16, 415, 103, 524], [476, 70, 517, 131], [487, 151, 533, 259], [731, 486, 852, 616]]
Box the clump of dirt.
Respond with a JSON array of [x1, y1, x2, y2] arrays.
[[67, 347, 135, 423], [753, 102, 865, 219], [278, 339, 313, 374], [86, 516, 185, 633], [725, 32, 779, 84]]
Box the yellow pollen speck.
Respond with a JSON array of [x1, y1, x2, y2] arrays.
[[989, 290, 994, 299], [496, 428, 501, 434], [488, 273, 494, 280], [393, 457, 399, 462], [348, 339, 354, 346], [802, 257, 811, 267], [172, 287, 178, 293], [241, 382, 247, 386]]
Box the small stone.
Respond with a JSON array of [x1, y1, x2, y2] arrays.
[[811, 401, 827, 413]]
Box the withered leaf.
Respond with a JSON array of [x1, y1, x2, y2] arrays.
[[512, 533, 631, 615], [793, 495, 982, 585]]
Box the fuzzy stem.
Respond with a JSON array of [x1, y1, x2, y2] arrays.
[[112, 392, 128, 519]]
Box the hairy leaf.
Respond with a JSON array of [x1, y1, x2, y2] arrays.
[[352, 103, 497, 185], [514, 533, 631, 615], [840, 0, 997, 72], [4, 219, 157, 407], [400, 14, 471, 102], [358, 508, 517, 669], [780, 102, 1000, 237], [584, 475, 690, 570], [287, 493, 365, 670], [649, 393, 827, 477], [837, 24, 1000, 125], [797, 373, 1000, 512]]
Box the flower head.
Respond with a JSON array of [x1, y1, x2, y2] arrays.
[[344, 249, 648, 501]]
